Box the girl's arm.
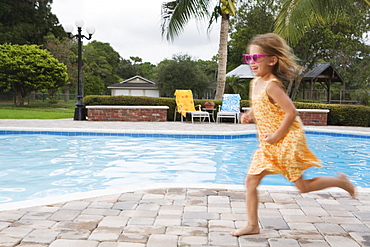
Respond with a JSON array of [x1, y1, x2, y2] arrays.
[[264, 81, 298, 144]]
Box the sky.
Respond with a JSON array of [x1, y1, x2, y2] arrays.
[[51, 0, 221, 65]]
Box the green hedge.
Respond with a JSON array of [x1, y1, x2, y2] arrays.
[[84, 95, 370, 126]]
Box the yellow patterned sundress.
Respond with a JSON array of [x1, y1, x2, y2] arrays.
[[248, 78, 322, 182]]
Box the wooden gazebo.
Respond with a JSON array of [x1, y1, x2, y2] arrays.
[[301, 62, 344, 103]]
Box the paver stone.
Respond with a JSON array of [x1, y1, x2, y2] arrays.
[[49, 239, 99, 247]]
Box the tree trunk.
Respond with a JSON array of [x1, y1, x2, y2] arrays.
[[291, 78, 301, 100], [29, 91, 36, 101], [64, 88, 70, 102], [214, 14, 229, 100], [48, 89, 58, 103], [15, 89, 25, 106]]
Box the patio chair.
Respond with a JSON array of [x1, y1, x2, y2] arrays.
[[174, 90, 210, 123], [216, 94, 241, 124]]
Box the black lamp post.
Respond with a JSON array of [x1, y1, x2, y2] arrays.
[[64, 20, 95, 120]]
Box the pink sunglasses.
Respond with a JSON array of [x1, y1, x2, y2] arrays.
[[242, 54, 270, 64]]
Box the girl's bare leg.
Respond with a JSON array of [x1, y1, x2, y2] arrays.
[[294, 173, 356, 198], [230, 171, 270, 237]]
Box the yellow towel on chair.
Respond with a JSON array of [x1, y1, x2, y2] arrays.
[[174, 90, 197, 117]]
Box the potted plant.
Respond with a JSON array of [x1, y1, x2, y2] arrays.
[[204, 101, 215, 109]]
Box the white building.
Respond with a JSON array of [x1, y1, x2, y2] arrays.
[[108, 75, 159, 97]]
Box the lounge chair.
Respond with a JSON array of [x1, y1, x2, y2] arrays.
[[174, 90, 210, 123], [216, 94, 241, 124]]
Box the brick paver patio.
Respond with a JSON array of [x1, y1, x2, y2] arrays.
[[0, 186, 369, 246]]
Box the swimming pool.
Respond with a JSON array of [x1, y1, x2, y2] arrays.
[[0, 131, 369, 203]]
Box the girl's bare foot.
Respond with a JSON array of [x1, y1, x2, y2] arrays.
[[339, 173, 356, 198], [230, 225, 260, 237]]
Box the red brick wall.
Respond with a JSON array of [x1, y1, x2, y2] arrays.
[[242, 108, 329, 126], [87, 107, 168, 122], [298, 111, 328, 126]]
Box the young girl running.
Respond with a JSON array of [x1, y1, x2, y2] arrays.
[[230, 33, 356, 237]]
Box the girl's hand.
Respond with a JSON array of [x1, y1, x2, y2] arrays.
[[240, 112, 251, 124], [263, 133, 279, 144], [240, 113, 249, 124]]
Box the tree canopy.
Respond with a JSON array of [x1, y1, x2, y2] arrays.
[[117, 57, 157, 81], [83, 41, 122, 95], [157, 54, 212, 97], [0, 44, 68, 106], [0, 0, 64, 45], [44, 33, 77, 95]]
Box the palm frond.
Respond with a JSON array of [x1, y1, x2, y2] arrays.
[[275, 0, 311, 45], [161, 0, 212, 42], [274, 0, 357, 45], [208, 4, 222, 30]]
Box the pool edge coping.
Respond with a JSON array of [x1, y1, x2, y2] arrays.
[[1, 126, 370, 138], [1, 183, 369, 211], [0, 126, 255, 137]]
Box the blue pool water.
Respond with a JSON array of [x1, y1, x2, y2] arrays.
[[0, 132, 369, 203]]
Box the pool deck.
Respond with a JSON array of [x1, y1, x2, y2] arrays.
[[0, 119, 370, 247]]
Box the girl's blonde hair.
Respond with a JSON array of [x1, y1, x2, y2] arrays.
[[248, 33, 300, 82]]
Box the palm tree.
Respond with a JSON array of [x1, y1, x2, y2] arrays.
[[275, 0, 370, 45], [161, 0, 236, 100]]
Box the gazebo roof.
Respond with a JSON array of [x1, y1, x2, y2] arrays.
[[302, 62, 344, 83], [226, 64, 256, 79]]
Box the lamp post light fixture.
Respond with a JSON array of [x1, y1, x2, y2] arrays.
[[64, 20, 95, 120]]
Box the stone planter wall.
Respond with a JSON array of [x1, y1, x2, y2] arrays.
[[86, 106, 169, 122], [297, 109, 329, 126], [242, 108, 329, 126]]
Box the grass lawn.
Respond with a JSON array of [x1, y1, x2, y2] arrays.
[[0, 101, 75, 119]]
